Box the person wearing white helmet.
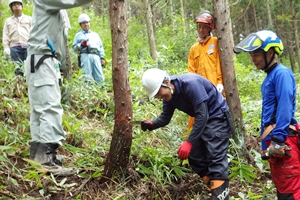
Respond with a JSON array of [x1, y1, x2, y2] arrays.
[[24, 0, 93, 176], [234, 30, 300, 200], [72, 13, 106, 85], [141, 68, 231, 200], [2, 0, 32, 76], [186, 10, 225, 135]]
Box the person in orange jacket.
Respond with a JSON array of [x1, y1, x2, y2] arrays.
[[187, 10, 224, 132]]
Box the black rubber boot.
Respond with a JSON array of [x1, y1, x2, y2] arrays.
[[210, 180, 229, 200], [29, 141, 39, 160], [33, 143, 73, 176], [34, 143, 62, 166]]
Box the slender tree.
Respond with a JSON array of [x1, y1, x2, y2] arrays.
[[266, 0, 273, 28], [212, 0, 244, 141], [104, 0, 133, 179], [143, 0, 157, 60], [290, 0, 300, 71]]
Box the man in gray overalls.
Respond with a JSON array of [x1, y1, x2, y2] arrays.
[[24, 0, 93, 175]]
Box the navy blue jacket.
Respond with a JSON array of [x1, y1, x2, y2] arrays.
[[152, 73, 229, 144]]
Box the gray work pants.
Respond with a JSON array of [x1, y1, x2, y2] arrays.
[[24, 55, 66, 145]]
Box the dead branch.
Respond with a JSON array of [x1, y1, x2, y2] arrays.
[[66, 176, 92, 199]]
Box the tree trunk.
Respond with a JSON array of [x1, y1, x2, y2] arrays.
[[179, 0, 186, 36], [212, 0, 244, 141], [61, 43, 72, 106], [170, 0, 174, 34], [266, 0, 273, 28], [251, 3, 258, 31], [104, 0, 133, 179], [290, 0, 300, 71], [143, 0, 157, 60]]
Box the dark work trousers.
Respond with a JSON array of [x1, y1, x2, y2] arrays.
[[188, 113, 230, 180], [10, 46, 29, 65]]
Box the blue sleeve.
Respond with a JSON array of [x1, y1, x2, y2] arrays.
[[271, 70, 295, 141]]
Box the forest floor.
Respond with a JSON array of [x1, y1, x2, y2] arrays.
[[0, 135, 275, 200]]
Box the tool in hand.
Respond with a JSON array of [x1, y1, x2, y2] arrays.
[[128, 121, 142, 125]]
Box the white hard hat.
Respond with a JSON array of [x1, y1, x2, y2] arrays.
[[8, 0, 22, 6], [78, 13, 90, 24], [142, 68, 169, 98]]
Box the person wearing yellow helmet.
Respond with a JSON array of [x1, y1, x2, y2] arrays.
[[234, 30, 300, 200], [186, 10, 225, 136], [141, 68, 231, 200]]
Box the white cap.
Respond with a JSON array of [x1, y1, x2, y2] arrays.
[[78, 13, 90, 24]]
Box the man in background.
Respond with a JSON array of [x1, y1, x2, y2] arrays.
[[3, 0, 32, 76], [72, 13, 106, 85], [187, 10, 224, 133]]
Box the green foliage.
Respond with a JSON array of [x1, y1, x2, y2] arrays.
[[2, 1, 298, 199], [132, 130, 190, 185], [229, 159, 257, 184]]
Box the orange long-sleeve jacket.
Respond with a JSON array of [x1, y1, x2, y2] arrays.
[[187, 36, 223, 86], [186, 36, 224, 133]]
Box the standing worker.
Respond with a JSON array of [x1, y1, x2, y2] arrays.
[[2, 0, 32, 76], [140, 68, 231, 200], [187, 10, 224, 132], [24, 0, 93, 175], [234, 30, 300, 200], [72, 13, 106, 85]]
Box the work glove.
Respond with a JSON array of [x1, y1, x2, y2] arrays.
[[81, 40, 88, 47], [4, 48, 10, 56], [216, 84, 224, 93], [178, 141, 192, 160], [267, 136, 291, 158], [141, 120, 154, 131]]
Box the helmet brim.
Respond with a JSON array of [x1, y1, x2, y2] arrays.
[[233, 33, 262, 54]]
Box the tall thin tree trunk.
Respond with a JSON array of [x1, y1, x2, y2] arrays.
[[170, 0, 175, 34], [179, 0, 186, 36], [103, 0, 133, 180], [213, 0, 244, 142], [143, 0, 157, 61], [266, 0, 273, 28], [61, 43, 72, 106], [290, 0, 300, 71], [251, 3, 258, 31]]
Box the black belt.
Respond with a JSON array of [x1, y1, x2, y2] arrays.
[[30, 54, 62, 86], [30, 54, 56, 73]]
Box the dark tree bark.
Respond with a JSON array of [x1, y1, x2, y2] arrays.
[[103, 0, 133, 179], [212, 0, 244, 142]]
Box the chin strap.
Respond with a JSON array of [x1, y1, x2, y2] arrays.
[[262, 51, 275, 71], [161, 83, 173, 94]]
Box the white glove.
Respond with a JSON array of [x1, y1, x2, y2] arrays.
[[4, 48, 10, 56], [216, 84, 224, 93]]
